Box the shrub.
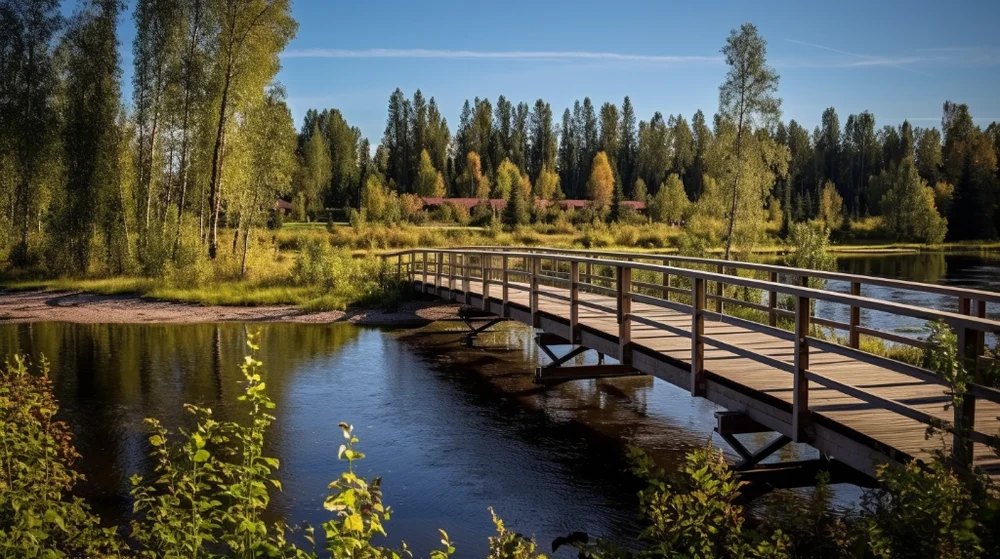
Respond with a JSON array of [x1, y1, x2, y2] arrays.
[[291, 238, 336, 287], [0, 356, 119, 557]]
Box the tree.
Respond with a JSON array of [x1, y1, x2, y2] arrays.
[[533, 167, 560, 201], [238, 85, 296, 276], [558, 108, 578, 198], [916, 127, 943, 185], [669, 114, 695, 184], [609, 178, 624, 222], [718, 22, 781, 260], [598, 102, 620, 172], [493, 158, 522, 201], [460, 151, 489, 199], [618, 96, 638, 194], [690, 109, 712, 199], [528, 99, 556, 182], [383, 89, 412, 192], [632, 178, 648, 203], [818, 181, 843, 231], [414, 149, 444, 197], [636, 112, 670, 191], [879, 158, 947, 243], [502, 175, 528, 228], [0, 0, 62, 264], [204, 0, 296, 258], [58, 0, 126, 272], [586, 151, 614, 209], [295, 125, 331, 220], [649, 173, 690, 224]]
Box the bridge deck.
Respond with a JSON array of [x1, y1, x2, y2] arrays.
[[421, 276, 1000, 480]]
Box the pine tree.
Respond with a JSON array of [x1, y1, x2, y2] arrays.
[[502, 177, 528, 228]]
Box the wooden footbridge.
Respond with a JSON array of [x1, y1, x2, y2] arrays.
[[383, 247, 1000, 487]]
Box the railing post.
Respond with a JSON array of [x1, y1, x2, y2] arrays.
[[768, 271, 778, 327], [422, 251, 428, 293], [448, 252, 456, 301], [793, 292, 812, 443], [954, 297, 980, 466], [662, 258, 670, 302], [849, 281, 861, 348], [691, 277, 706, 396], [463, 254, 471, 305], [481, 254, 490, 311], [501, 255, 509, 317], [530, 255, 540, 326], [617, 265, 632, 365], [435, 253, 443, 296], [570, 261, 580, 343], [396, 254, 401, 280], [716, 263, 724, 313]]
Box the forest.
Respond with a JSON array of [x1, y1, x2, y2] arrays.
[[1, 0, 999, 282]]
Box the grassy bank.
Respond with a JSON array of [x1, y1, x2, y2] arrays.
[[5, 221, 1000, 312]]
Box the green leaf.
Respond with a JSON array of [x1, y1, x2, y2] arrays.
[[193, 449, 210, 463], [149, 435, 164, 446]]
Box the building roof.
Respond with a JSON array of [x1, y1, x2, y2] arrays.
[[420, 197, 646, 211]]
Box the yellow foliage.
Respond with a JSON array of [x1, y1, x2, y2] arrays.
[[586, 151, 614, 209]]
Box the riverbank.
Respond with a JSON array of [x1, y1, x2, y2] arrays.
[[0, 289, 460, 325]]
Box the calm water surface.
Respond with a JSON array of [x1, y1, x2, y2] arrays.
[[4, 251, 1000, 555]]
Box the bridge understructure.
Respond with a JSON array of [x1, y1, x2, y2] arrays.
[[386, 247, 1000, 488]]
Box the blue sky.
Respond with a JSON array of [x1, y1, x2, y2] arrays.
[[119, 0, 1000, 143]]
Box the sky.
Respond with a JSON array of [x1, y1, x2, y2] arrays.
[[116, 0, 1000, 144]]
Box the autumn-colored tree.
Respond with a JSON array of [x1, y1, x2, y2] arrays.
[[534, 167, 560, 200], [461, 151, 489, 198], [493, 158, 522, 201], [818, 181, 844, 230], [586, 151, 615, 209], [414, 149, 444, 197]]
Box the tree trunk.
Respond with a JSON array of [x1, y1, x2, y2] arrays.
[[206, 65, 232, 259], [723, 123, 744, 261], [173, 0, 202, 257]]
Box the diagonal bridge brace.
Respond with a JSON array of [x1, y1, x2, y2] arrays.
[[714, 411, 877, 501], [533, 332, 645, 384], [457, 308, 509, 347]]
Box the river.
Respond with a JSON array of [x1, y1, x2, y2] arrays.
[[2, 251, 999, 555]]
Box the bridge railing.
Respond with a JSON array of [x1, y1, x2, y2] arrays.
[[383, 247, 1000, 467]]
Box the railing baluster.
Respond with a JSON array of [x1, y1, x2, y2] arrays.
[[768, 271, 778, 327], [570, 261, 579, 343], [849, 281, 861, 348], [618, 265, 632, 365], [954, 297, 979, 466], [502, 254, 510, 317], [793, 292, 811, 442], [691, 277, 706, 396]]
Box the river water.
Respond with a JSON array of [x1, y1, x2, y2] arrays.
[[2, 251, 999, 555]]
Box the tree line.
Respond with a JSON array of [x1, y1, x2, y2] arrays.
[[294, 37, 998, 250]]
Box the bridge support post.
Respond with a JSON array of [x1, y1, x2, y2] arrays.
[[448, 253, 456, 301], [954, 297, 980, 466], [691, 277, 706, 396], [662, 263, 670, 302], [793, 293, 812, 442]]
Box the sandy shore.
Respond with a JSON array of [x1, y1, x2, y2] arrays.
[[0, 290, 462, 326]]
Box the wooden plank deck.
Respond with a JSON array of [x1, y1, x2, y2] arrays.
[[420, 276, 1000, 481]]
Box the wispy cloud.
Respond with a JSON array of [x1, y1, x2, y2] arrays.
[[282, 48, 722, 65], [783, 39, 933, 75]]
